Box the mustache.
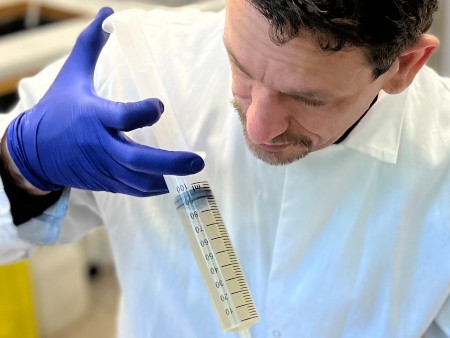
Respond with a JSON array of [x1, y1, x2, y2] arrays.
[[231, 99, 313, 150]]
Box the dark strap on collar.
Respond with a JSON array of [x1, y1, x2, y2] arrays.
[[334, 95, 379, 144]]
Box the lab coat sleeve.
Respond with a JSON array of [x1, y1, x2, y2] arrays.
[[0, 58, 103, 264]]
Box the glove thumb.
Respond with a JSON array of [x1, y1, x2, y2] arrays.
[[56, 7, 114, 85]]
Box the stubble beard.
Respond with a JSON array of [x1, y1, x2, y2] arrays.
[[232, 99, 313, 166]]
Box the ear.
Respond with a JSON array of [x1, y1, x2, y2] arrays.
[[382, 34, 440, 94]]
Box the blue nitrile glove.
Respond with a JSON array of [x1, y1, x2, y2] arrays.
[[5, 7, 204, 197]]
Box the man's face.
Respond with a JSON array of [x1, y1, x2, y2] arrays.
[[223, 0, 396, 165]]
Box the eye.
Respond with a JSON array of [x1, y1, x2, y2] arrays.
[[298, 97, 326, 108]]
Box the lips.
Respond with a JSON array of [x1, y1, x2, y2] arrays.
[[257, 143, 290, 152]]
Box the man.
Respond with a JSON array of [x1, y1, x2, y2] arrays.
[[0, 0, 449, 337]]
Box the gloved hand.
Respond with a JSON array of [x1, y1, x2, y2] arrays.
[[5, 7, 204, 197]]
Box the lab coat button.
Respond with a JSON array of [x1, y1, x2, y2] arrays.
[[272, 329, 281, 337]]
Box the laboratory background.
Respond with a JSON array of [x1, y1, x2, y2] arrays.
[[0, 0, 449, 337]]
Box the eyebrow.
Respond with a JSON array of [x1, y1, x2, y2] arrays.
[[223, 38, 337, 103]]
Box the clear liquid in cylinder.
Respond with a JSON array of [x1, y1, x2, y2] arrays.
[[174, 181, 259, 332]]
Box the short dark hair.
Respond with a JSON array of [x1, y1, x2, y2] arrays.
[[248, 0, 439, 78]]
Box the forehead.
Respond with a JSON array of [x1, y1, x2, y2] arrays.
[[223, 0, 374, 96]]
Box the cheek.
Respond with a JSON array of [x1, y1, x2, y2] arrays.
[[287, 102, 355, 144], [293, 100, 369, 144], [293, 108, 335, 130]]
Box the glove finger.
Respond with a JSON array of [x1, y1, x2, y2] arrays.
[[101, 174, 168, 197], [102, 178, 167, 197], [107, 162, 169, 195], [70, 146, 169, 195], [99, 98, 164, 131], [59, 7, 114, 83], [108, 138, 205, 176]]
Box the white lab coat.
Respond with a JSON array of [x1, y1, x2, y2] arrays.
[[1, 8, 450, 338]]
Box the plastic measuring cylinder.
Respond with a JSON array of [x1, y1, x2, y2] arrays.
[[103, 10, 259, 335]]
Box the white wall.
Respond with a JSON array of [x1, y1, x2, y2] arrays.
[[429, 1, 450, 76]]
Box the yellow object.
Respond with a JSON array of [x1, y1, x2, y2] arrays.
[[0, 260, 38, 338]]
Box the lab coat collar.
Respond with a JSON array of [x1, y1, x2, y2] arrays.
[[340, 89, 408, 164]]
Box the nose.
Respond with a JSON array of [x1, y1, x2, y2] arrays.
[[245, 84, 290, 145]]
